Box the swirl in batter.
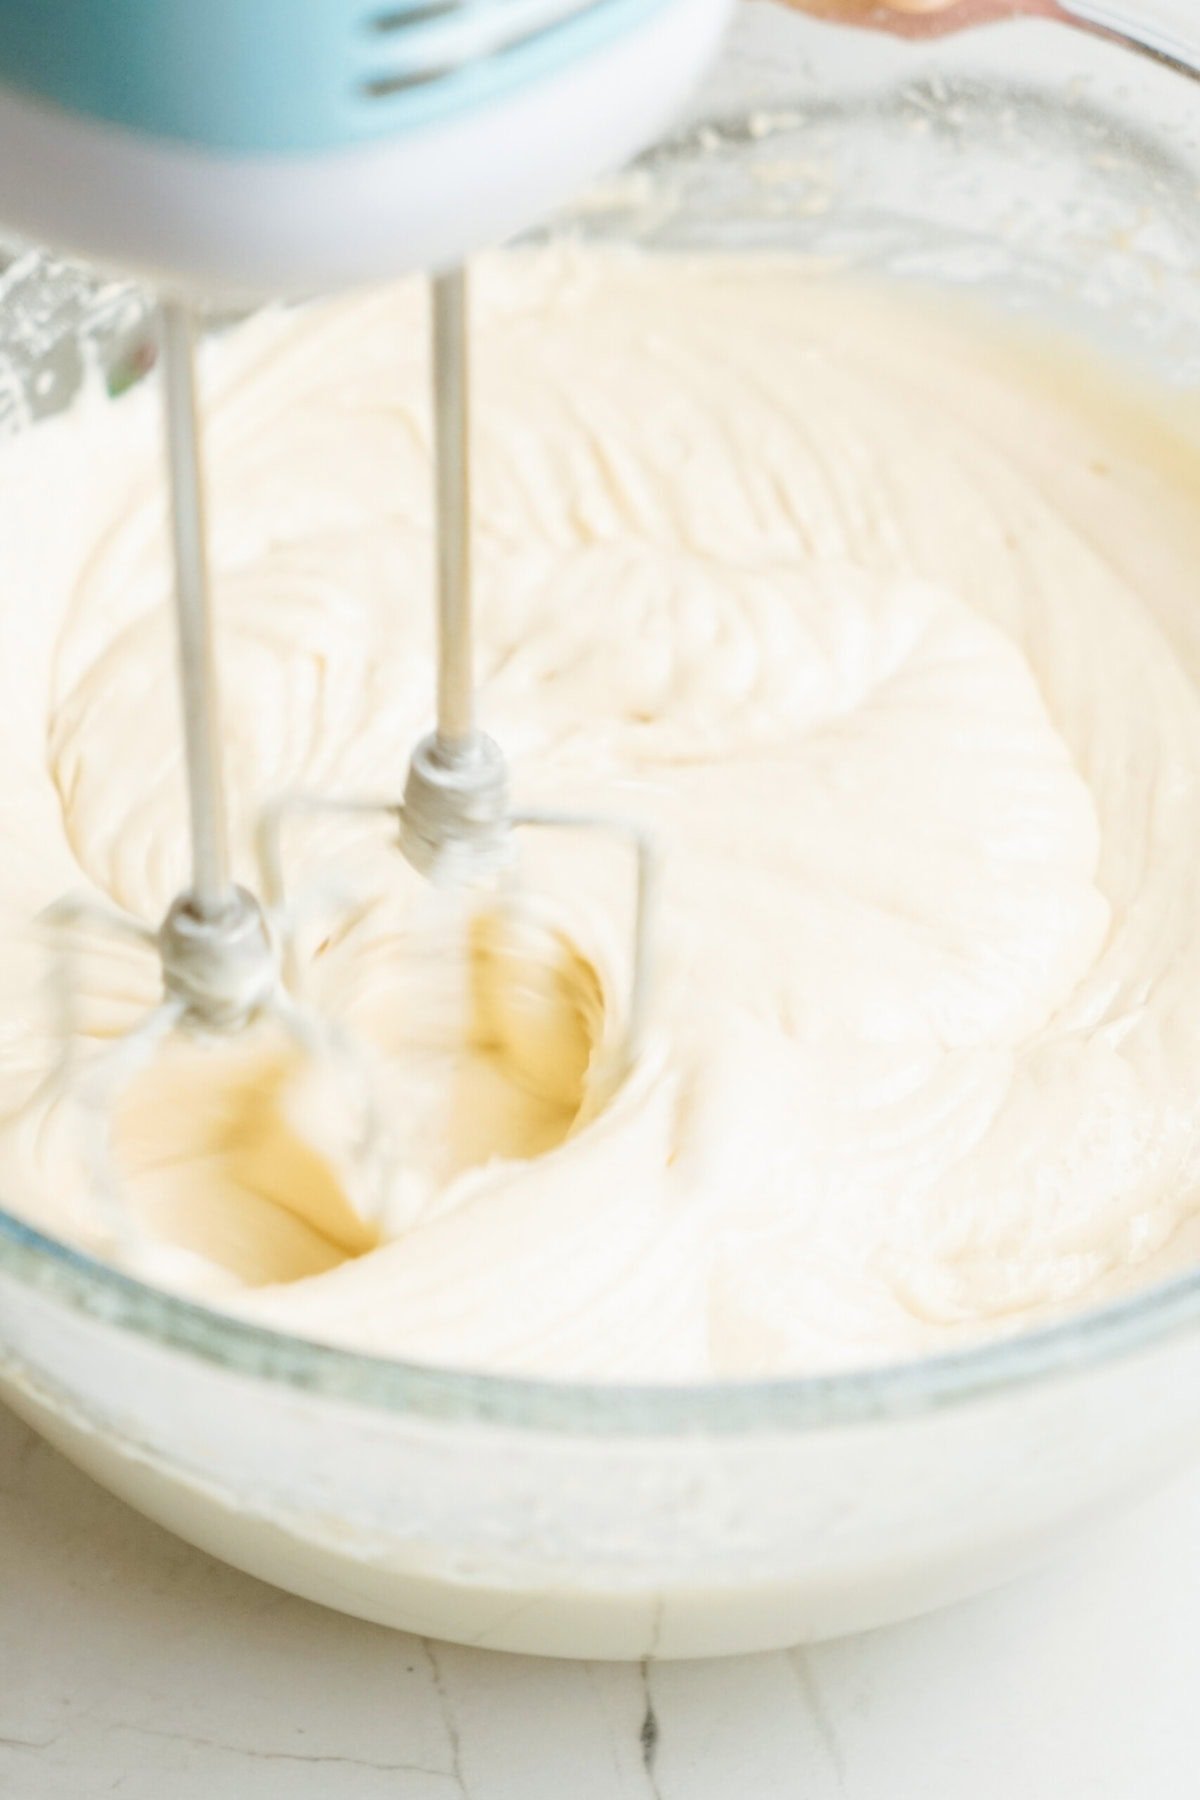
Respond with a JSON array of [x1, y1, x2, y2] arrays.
[[1, 249, 1200, 1379]]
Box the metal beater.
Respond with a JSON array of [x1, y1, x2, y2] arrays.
[[259, 268, 655, 1050], [47, 302, 382, 1247]]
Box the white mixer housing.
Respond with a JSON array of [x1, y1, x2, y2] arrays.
[[0, 0, 732, 298]]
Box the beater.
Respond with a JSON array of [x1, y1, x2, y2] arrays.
[[0, 0, 728, 1252], [257, 267, 655, 1051]]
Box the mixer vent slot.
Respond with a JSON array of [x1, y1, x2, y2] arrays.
[[361, 0, 610, 99], [371, 3, 462, 29], [362, 64, 456, 96]]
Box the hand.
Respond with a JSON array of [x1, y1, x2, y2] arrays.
[[788, 0, 1061, 36]]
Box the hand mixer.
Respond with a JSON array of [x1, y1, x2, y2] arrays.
[[0, 0, 1176, 1261], [0, 0, 730, 1255]]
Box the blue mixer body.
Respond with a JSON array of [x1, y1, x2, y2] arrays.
[[0, 0, 673, 153]]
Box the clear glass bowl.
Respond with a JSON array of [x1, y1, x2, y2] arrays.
[[3, 2, 1200, 1660]]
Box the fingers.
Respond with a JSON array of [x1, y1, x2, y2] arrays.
[[785, 0, 1060, 36]]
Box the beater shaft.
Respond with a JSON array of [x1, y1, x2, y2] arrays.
[[395, 265, 511, 879], [431, 267, 475, 758], [159, 301, 232, 922]]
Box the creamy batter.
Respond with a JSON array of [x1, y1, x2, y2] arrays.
[[3, 249, 1200, 1379]]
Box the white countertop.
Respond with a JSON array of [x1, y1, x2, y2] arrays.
[[1, 1399, 1195, 1800]]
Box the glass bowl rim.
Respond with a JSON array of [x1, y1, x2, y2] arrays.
[[5, 1206, 1200, 1436]]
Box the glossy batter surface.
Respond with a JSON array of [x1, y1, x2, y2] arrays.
[[3, 250, 1200, 1378]]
